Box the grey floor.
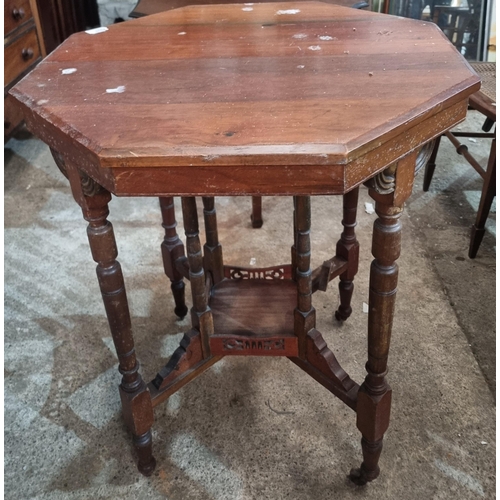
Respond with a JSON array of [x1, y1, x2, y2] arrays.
[[4, 111, 495, 499]]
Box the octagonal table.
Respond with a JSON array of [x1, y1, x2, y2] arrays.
[[9, 2, 479, 485]]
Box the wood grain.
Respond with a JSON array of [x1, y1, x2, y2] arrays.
[[10, 1, 479, 178], [210, 278, 296, 337], [131, 0, 365, 17]]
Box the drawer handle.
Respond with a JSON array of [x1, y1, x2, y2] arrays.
[[22, 48, 34, 60], [12, 7, 26, 20]]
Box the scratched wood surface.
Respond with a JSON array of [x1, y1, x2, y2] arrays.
[[10, 1, 479, 177], [210, 279, 296, 337]]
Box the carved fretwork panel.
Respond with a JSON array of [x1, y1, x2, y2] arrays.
[[210, 335, 298, 356], [223, 265, 292, 280], [224, 338, 285, 351]]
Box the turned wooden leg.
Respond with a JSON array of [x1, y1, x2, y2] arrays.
[[469, 139, 495, 258], [133, 430, 155, 475], [350, 192, 401, 485], [335, 187, 360, 322], [251, 196, 263, 228], [159, 197, 188, 319], [202, 197, 224, 284], [182, 197, 214, 357], [60, 165, 156, 476], [86, 196, 155, 475], [422, 135, 441, 192]]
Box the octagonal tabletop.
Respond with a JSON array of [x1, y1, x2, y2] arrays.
[[10, 2, 479, 196]]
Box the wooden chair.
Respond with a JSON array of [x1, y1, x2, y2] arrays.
[[423, 62, 496, 258], [130, 0, 368, 228]]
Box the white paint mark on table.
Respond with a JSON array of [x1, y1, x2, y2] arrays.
[[178, 31, 187, 35], [276, 9, 300, 14], [85, 26, 108, 35], [364, 202, 375, 214], [297, 65, 305, 69], [293, 33, 307, 39], [106, 85, 126, 94], [434, 459, 485, 497], [242, 7, 253, 11], [308, 45, 321, 51], [203, 154, 221, 161], [61, 68, 77, 75], [319, 35, 335, 40], [37, 99, 49, 105]]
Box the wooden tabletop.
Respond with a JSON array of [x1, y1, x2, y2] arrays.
[[10, 2, 479, 193], [130, 0, 366, 17]]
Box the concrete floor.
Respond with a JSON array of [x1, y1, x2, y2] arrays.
[[4, 111, 495, 499]]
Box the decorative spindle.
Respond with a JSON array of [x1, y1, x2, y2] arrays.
[[335, 187, 360, 321], [202, 197, 224, 284], [159, 197, 188, 318], [181, 197, 213, 357]]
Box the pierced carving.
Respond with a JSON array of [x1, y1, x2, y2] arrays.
[[222, 338, 285, 351], [50, 148, 68, 179], [49, 147, 103, 196], [80, 171, 104, 197], [414, 139, 436, 176], [224, 265, 291, 280], [365, 140, 436, 195], [364, 164, 397, 194]]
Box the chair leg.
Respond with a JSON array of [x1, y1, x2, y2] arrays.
[[469, 139, 496, 258], [423, 135, 442, 192]]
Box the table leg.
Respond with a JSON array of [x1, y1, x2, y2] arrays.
[[335, 187, 360, 321], [68, 179, 156, 477], [350, 192, 402, 485], [251, 196, 263, 228], [50, 151, 157, 474], [159, 197, 188, 318]]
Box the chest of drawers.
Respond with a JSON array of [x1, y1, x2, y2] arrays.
[[4, 0, 45, 139]]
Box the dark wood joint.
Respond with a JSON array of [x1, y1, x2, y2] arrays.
[[356, 385, 392, 442], [119, 384, 155, 436]]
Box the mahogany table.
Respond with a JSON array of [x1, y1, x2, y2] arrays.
[[10, 2, 479, 485]]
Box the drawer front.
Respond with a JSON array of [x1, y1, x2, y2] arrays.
[[4, 0, 33, 37], [4, 27, 40, 87], [4, 94, 25, 138]]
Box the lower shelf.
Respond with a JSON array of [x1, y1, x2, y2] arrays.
[[209, 278, 298, 356]]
